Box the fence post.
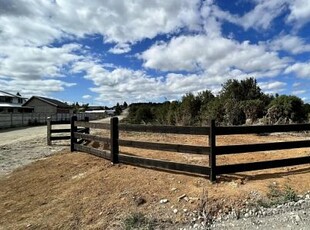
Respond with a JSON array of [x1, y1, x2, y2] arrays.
[[209, 119, 216, 182], [71, 116, 77, 152], [47, 117, 51, 146], [110, 117, 119, 164], [84, 117, 90, 134]]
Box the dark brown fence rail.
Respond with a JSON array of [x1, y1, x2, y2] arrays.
[[70, 116, 310, 182], [72, 116, 210, 176], [47, 117, 89, 145]]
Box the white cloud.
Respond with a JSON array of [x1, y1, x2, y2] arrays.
[[292, 89, 306, 95], [109, 43, 131, 54], [268, 35, 310, 54], [0, 43, 82, 79], [50, 0, 202, 44], [0, 79, 76, 98], [82, 95, 92, 99], [259, 81, 287, 94], [236, 0, 288, 30], [287, 0, 310, 27], [141, 34, 288, 76], [284, 62, 310, 78]]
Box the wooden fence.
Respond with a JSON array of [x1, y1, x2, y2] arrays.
[[70, 116, 310, 181], [47, 117, 89, 145]]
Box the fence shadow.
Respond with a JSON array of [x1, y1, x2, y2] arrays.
[[218, 165, 310, 182]]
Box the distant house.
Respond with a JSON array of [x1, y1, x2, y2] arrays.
[[23, 96, 72, 114], [85, 105, 115, 116], [0, 90, 33, 113]]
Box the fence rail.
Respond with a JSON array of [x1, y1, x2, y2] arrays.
[[47, 117, 89, 145], [119, 123, 209, 135], [70, 116, 310, 182]]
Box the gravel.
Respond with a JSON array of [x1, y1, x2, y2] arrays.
[[0, 124, 74, 176], [181, 191, 310, 230]]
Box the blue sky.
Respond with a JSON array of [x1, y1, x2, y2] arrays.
[[0, 0, 310, 106]]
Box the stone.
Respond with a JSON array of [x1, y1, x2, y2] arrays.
[[134, 196, 146, 206], [160, 199, 169, 204]]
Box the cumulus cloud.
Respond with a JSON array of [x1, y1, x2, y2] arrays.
[[268, 35, 310, 54], [109, 43, 131, 54], [287, 0, 310, 27], [284, 62, 310, 78], [141, 34, 288, 77], [258, 81, 287, 94], [0, 78, 76, 98], [0, 43, 82, 80]]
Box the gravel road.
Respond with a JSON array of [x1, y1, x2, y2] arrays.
[[0, 124, 69, 176], [0, 114, 126, 177]]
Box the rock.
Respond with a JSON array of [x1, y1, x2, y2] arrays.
[[171, 187, 177, 192], [160, 199, 169, 204], [178, 194, 187, 201], [173, 209, 178, 214], [295, 214, 301, 222], [133, 196, 146, 206]]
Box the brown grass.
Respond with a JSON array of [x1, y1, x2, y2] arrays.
[[0, 132, 309, 229]]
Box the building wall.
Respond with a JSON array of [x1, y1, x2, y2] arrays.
[[26, 98, 57, 114], [0, 112, 106, 129]]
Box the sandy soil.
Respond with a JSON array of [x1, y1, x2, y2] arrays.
[[0, 124, 309, 229]]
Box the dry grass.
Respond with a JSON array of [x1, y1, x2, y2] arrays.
[[0, 132, 309, 229]]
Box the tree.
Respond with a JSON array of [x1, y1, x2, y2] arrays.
[[220, 77, 263, 101], [114, 103, 122, 115], [267, 95, 306, 123], [179, 93, 201, 125], [219, 77, 266, 125], [241, 99, 265, 123]]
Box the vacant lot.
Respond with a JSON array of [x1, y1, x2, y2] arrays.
[[0, 130, 309, 229]]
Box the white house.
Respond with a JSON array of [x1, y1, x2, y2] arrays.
[[0, 90, 32, 113]]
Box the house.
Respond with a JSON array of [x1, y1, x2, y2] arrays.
[[0, 90, 33, 113], [23, 96, 72, 114]]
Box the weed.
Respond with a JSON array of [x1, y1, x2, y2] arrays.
[[122, 212, 155, 230], [197, 188, 214, 227], [282, 184, 298, 202], [256, 183, 298, 208]]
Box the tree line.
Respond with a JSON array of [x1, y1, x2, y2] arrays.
[[125, 78, 310, 126]]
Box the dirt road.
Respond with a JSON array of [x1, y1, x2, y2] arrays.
[[0, 114, 125, 176]]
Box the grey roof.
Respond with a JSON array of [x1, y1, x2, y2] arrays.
[[0, 90, 26, 99], [23, 96, 71, 108]]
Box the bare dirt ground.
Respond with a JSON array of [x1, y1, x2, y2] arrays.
[[0, 122, 310, 229]]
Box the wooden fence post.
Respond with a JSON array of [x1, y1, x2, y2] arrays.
[[209, 119, 216, 182], [47, 117, 51, 145], [110, 117, 119, 164], [71, 116, 77, 152], [84, 117, 90, 134]]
